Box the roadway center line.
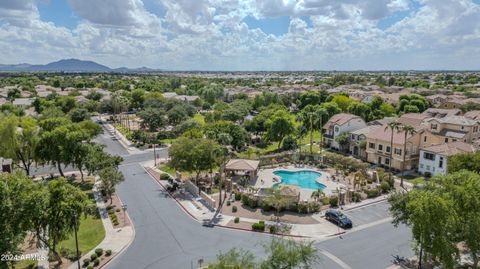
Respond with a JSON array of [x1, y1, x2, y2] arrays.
[[319, 249, 353, 269]]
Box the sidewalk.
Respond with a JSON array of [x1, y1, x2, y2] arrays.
[[68, 180, 134, 269]]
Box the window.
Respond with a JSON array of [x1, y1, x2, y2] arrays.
[[439, 157, 444, 168], [424, 152, 435, 160], [431, 124, 437, 130], [445, 138, 449, 143], [412, 145, 417, 154], [394, 148, 402, 155], [335, 126, 339, 132], [351, 134, 355, 140], [369, 143, 375, 149], [461, 126, 464, 130], [378, 144, 383, 151], [385, 158, 390, 165], [386, 146, 391, 153], [378, 156, 382, 164], [424, 136, 427, 142], [420, 164, 424, 168], [426, 165, 430, 171]]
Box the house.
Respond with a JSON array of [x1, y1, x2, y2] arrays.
[[418, 142, 476, 176], [421, 108, 462, 119], [420, 116, 480, 147], [323, 113, 367, 151], [365, 113, 427, 171], [465, 110, 480, 120], [12, 98, 34, 108], [426, 94, 448, 107], [162, 91, 200, 103]]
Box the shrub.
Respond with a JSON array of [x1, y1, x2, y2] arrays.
[[234, 192, 242, 201], [116, 208, 120, 212], [234, 217, 240, 223], [232, 205, 237, 213], [424, 172, 432, 178], [252, 221, 265, 231], [105, 250, 112, 256], [83, 258, 90, 266], [87, 266, 94, 269], [226, 201, 231, 206], [93, 258, 100, 266], [160, 173, 170, 181], [90, 253, 97, 261], [366, 188, 380, 198], [113, 220, 119, 226], [269, 225, 277, 234], [95, 248, 103, 257], [106, 205, 114, 211], [351, 192, 362, 203], [321, 196, 330, 206], [261, 202, 271, 212], [329, 196, 338, 207], [380, 181, 391, 193], [241, 194, 257, 208]]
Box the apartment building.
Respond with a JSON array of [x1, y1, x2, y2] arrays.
[[420, 116, 480, 147], [365, 113, 427, 171], [323, 113, 367, 151], [418, 142, 476, 176]]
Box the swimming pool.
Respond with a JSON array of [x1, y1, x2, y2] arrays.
[[273, 170, 326, 190]]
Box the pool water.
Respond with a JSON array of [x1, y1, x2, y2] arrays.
[[273, 170, 326, 190]]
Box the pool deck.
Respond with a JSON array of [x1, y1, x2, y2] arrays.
[[255, 166, 344, 201]]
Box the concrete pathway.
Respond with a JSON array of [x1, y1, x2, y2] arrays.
[[103, 123, 143, 155], [67, 180, 134, 269]]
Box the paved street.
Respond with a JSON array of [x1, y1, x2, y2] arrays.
[[92, 131, 413, 269]]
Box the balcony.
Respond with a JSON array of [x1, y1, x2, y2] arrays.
[[324, 133, 334, 139]]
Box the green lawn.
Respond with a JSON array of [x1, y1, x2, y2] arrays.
[[14, 259, 37, 269], [160, 138, 176, 145], [159, 164, 177, 176], [58, 214, 105, 255], [405, 177, 427, 185]]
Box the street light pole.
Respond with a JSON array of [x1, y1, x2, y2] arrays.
[[73, 212, 80, 269], [153, 142, 157, 167], [122, 204, 127, 225]]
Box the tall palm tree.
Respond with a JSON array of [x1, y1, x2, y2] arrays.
[[385, 121, 401, 181], [298, 106, 316, 155], [399, 124, 417, 188], [315, 107, 327, 157]]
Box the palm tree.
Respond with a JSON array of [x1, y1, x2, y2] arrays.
[[385, 121, 401, 181], [298, 106, 316, 155], [315, 107, 327, 157], [398, 124, 417, 188]]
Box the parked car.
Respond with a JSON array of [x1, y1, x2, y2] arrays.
[[325, 209, 353, 229]]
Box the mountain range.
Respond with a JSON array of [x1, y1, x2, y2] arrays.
[[0, 59, 157, 72]]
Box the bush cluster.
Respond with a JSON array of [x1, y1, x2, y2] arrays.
[[329, 196, 338, 207], [296, 202, 321, 214], [252, 221, 265, 231], [108, 209, 119, 226], [351, 192, 363, 203], [234, 217, 240, 223], [232, 205, 237, 213], [365, 188, 381, 198], [160, 173, 171, 181], [241, 194, 257, 208]]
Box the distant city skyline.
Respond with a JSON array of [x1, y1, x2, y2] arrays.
[[1, 0, 480, 71]]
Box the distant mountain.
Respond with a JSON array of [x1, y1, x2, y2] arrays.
[[0, 59, 158, 72]]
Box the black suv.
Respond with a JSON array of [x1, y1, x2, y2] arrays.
[[325, 209, 353, 229]]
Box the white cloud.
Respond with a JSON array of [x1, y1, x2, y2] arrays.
[[0, 0, 480, 70]]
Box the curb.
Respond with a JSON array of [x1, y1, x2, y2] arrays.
[[99, 195, 136, 269], [343, 197, 388, 212]]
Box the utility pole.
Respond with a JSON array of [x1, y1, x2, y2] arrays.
[[73, 212, 80, 269]]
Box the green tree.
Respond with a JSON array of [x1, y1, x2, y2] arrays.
[[137, 107, 165, 131], [298, 105, 317, 154], [263, 188, 293, 225], [260, 238, 320, 269], [68, 107, 89, 122], [335, 133, 350, 153], [99, 166, 125, 204], [0, 173, 46, 268], [448, 151, 480, 173], [169, 137, 221, 188], [38, 178, 92, 263], [0, 116, 39, 176], [130, 88, 145, 110], [208, 248, 256, 269], [84, 144, 123, 176], [265, 110, 297, 149], [204, 121, 248, 151]]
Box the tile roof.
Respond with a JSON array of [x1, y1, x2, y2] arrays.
[[351, 125, 381, 136], [225, 159, 260, 171], [421, 108, 462, 118], [323, 113, 361, 129], [429, 116, 478, 126], [366, 123, 420, 143], [422, 141, 476, 156], [397, 113, 428, 128], [438, 128, 468, 139], [465, 110, 480, 120]]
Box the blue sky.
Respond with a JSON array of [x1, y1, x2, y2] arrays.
[[1, 0, 480, 70]]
